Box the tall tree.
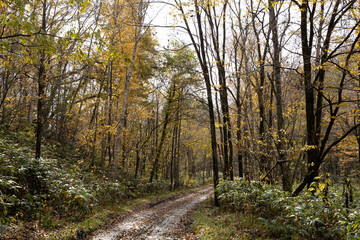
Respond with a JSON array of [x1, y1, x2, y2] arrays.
[[203, 0, 234, 180], [112, 0, 149, 176], [268, 0, 291, 191], [292, 0, 360, 195], [175, 0, 220, 205]]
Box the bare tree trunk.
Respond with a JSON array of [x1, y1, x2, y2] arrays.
[[268, 0, 291, 191], [232, 17, 244, 178], [101, 58, 112, 168], [174, 115, 181, 188], [250, 0, 269, 176], [149, 83, 176, 182], [134, 146, 141, 178], [293, 0, 358, 195], [134, 123, 142, 178], [170, 123, 177, 190], [174, 103, 181, 188], [234, 41, 243, 178], [176, 0, 220, 206], [121, 111, 128, 170], [205, 1, 233, 180], [215, 92, 225, 176], [112, 0, 148, 176], [357, 61, 360, 165], [28, 86, 35, 127], [35, 0, 48, 159]]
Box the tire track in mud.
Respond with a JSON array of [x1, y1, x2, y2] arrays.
[[89, 187, 213, 240]]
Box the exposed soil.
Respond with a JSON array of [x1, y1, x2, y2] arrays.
[[88, 187, 213, 240]]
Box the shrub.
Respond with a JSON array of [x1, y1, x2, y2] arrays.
[[94, 180, 127, 203], [134, 179, 171, 195], [216, 179, 360, 239], [216, 179, 288, 218], [0, 138, 98, 222]]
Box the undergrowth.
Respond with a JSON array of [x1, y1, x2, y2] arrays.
[[0, 129, 204, 239], [192, 199, 268, 239], [210, 179, 360, 240]]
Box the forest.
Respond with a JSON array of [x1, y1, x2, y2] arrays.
[[0, 0, 359, 239]]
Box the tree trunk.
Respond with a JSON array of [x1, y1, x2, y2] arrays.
[[357, 61, 360, 165], [250, 0, 268, 176], [235, 50, 243, 178], [257, 61, 267, 175], [149, 83, 176, 183], [205, 1, 233, 180], [268, 0, 291, 191], [112, 0, 147, 176], [215, 92, 226, 177], [293, 0, 347, 195], [35, 0, 48, 159], [176, 0, 220, 206], [300, 0, 317, 190], [170, 123, 177, 190], [174, 106, 181, 188]]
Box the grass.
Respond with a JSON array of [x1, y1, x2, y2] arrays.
[[191, 199, 270, 240]]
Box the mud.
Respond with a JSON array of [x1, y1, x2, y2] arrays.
[[89, 187, 213, 240]]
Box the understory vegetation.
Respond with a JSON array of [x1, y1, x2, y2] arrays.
[[193, 179, 360, 240], [0, 128, 206, 239]]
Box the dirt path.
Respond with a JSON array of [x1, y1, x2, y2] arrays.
[[89, 187, 213, 240]]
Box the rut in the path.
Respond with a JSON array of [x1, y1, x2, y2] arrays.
[[89, 187, 213, 240]]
